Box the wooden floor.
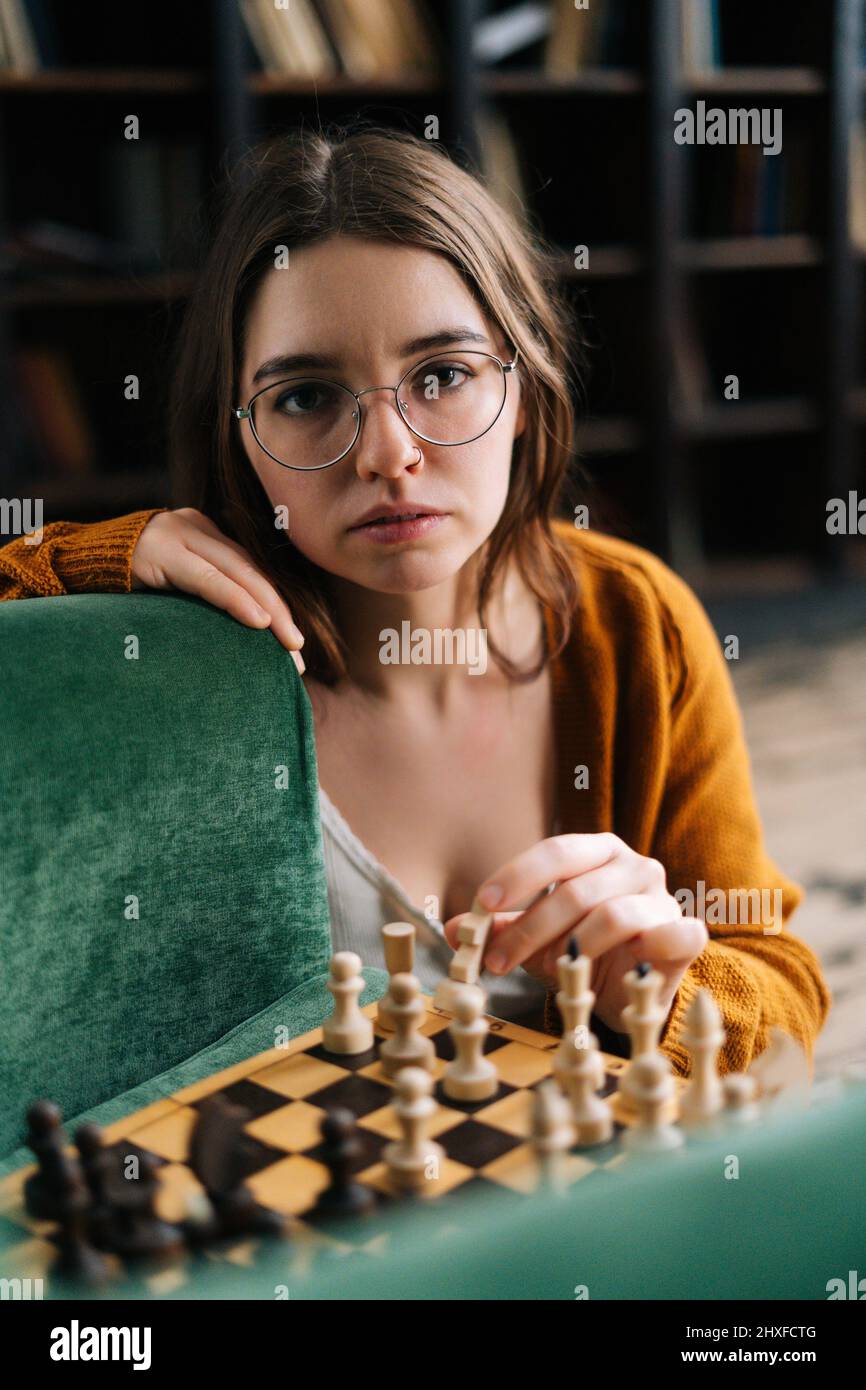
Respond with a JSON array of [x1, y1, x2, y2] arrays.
[[707, 580, 866, 1079]]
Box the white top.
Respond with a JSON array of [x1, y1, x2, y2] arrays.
[[318, 784, 554, 1027]]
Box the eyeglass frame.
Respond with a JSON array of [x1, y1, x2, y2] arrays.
[[232, 346, 521, 472]]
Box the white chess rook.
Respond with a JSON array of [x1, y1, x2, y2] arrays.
[[322, 951, 374, 1056], [377, 922, 416, 1031]]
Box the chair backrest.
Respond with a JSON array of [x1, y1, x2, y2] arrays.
[[0, 591, 331, 1157]]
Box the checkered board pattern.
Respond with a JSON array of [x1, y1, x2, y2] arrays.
[[0, 998, 686, 1293]]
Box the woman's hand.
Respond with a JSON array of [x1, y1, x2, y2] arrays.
[[443, 834, 708, 1034], [132, 509, 306, 672]]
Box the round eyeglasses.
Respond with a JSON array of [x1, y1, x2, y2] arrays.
[[233, 348, 520, 472]]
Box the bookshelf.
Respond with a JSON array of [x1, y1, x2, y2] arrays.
[[0, 0, 864, 586]]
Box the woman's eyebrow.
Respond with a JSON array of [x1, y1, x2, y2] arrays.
[[251, 327, 492, 385]]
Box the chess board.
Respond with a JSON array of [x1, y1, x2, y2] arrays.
[[0, 998, 687, 1295]]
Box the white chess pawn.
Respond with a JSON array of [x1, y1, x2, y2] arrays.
[[377, 922, 415, 1032], [322, 951, 374, 1056], [442, 987, 498, 1102], [722, 1072, 760, 1125], [680, 989, 725, 1129], [379, 973, 435, 1078], [622, 1053, 685, 1155], [384, 1067, 445, 1193], [532, 1080, 575, 1192], [566, 1049, 614, 1147]]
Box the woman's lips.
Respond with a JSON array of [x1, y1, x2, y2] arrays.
[[350, 513, 448, 542]]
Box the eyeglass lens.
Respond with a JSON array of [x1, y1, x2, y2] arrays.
[[249, 352, 507, 469]]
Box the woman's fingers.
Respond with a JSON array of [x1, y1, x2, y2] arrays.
[[187, 532, 304, 654], [481, 857, 664, 975], [132, 510, 306, 667], [537, 902, 706, 981], [476, 834, 626, 914]]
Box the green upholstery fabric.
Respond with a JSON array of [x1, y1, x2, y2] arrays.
[[0, 591, 341, 1160], [0, 967, 388, 1185]]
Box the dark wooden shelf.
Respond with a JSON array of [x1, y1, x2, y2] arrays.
[[3, 271, 195, 308], [575, 416, 642, 454], [679, 235, 823, 271], [679, 397, 819, 440], [554, 246, 645, 279], [250, 71, 438, 96], [0, 69, 204, 93], [683, 67, 825, 94], [481, 69, 643, 96], [849, 386, 866, 420]]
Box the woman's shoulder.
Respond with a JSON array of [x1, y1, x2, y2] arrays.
[[550, 519, 723, 693]]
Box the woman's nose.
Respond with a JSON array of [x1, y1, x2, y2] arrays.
[[352, 389, 420, 477]]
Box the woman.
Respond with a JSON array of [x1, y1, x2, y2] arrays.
[[0, 125, 829, 1071]]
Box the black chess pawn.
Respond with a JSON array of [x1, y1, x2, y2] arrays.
[[103, 1150, 185, 1260], [74, 1123, 115, 1249], [309, 1108, 376, 1221], [53, 1161, 111, 1287], [24, 1099, 75, 1221], [185, 1096, 284, 1244]]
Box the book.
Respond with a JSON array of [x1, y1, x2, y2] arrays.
[[476, 108, 527, 226], [850, 123, 866, 255], [473, 2, 549, 67], [13, 347, 95, 475], [545, 0, 601, 73], [0, 0, 38, 71], [681, 0, 721, 73]]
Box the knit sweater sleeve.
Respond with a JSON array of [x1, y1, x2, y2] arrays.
[[644, 562, 831, 1077], [0, 509, 166, 600]]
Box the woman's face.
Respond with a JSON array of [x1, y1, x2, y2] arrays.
[[237, 235, 524, 595]]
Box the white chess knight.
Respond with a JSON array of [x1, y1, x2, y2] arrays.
[[442, 987, 498, 1102], [322, 951, 374, 1056]]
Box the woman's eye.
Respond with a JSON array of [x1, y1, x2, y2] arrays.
[[275, 385, 323, 414], [415, 362, 470, 393]]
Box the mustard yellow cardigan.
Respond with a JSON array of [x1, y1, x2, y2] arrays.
[[0, 510, 831, 1076]]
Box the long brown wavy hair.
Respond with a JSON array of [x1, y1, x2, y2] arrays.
[[169, 122, 587, 685]]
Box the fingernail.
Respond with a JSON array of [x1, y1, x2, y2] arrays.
[[478, 883, 503, 909], [290, 624, 304, 645], [292, 650, 306, 675], [486, 949, 506, 973]]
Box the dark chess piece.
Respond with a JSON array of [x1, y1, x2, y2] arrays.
[[102, 1149, 185, 1259], [54, 1162, 111, 1286], [74, 1123, 115, 1249], [309, 1108, 376, 1221], [24, 1099, 77, 1221], [185, 1095, 284, 1243]]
